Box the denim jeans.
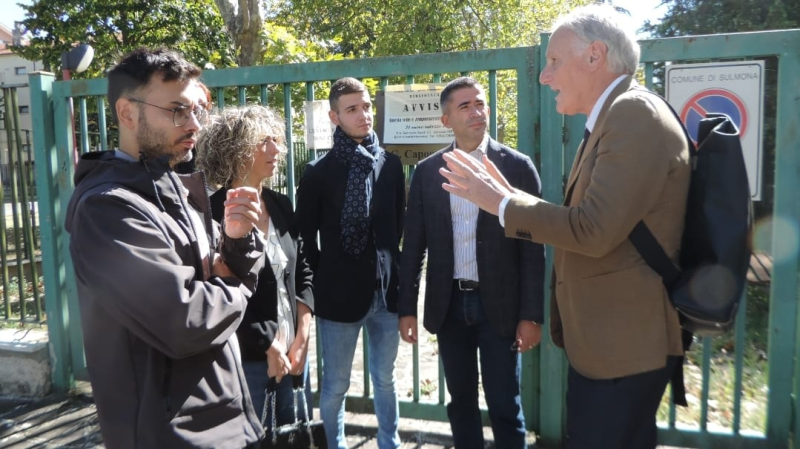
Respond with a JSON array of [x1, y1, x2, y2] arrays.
[[318, 292, 401, 449], [437, 287, 527, 449], [242, 359, 311, 428]]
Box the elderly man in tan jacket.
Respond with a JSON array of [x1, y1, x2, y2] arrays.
[[440, 5, 691, 449]]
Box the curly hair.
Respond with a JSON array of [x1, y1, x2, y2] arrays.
[[196, 104, 286, 188]]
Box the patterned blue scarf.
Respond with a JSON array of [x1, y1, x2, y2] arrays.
[[331, 126, 383, 258]]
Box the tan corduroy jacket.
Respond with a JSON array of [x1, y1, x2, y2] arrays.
[[505, 77, 691, 379]]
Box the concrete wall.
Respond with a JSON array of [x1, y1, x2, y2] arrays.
[[0, 328, 51, 397]]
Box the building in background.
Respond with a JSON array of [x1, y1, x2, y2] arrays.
[[0, 22, 41, 186]]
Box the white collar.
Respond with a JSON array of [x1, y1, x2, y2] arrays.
[[454, 134, 489, 155], [586, 75, 628, 133]]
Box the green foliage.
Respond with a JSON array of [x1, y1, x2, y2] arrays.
[[266, 0, 591, 148], [12, 0, 236, 79], [262, 23, 340, 65], [269, 0, 586, 57], [643, 0, 800, 36]]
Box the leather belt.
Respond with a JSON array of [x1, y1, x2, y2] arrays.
[[454, 279, 479, 291]]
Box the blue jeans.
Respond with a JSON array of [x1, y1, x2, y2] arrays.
[[242, 359, 312, 428], [437, 288, 527, 449], [318, 292, 401, 449]]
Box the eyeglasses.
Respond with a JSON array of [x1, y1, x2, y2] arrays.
[[128, 98, 209, 127]]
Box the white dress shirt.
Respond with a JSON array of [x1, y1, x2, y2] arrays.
[[451, 134, 489, 281]]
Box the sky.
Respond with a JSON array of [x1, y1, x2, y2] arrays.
[[1, 0, 669, 38]]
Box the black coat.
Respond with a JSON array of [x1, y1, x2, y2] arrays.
[[211, 187, 314, 361], [398, 139, 545, 338], [295, 149, 405, 323]]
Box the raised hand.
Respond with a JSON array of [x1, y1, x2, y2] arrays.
[[223, 187, 262, 239], [439, 149, 514, 216]]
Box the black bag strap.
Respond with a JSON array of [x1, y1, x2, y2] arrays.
[[629, 221, 681, 291], [261, 375, 311, 433]]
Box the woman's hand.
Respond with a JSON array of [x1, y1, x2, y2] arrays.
[[287, 303, 312, 376], [266, 340, 290, 383]]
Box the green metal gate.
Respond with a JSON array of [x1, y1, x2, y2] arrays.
[[30, 29, 800, 448]]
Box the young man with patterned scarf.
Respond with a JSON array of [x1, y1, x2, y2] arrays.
[[296, 77, 405, 449]]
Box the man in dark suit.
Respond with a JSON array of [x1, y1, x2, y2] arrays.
[[398, 77, 545, 449], [440, 6, 691, 449], [295, 77, 405, 449]]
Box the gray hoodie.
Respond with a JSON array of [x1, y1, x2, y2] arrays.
[[65, 150, 266, 448]]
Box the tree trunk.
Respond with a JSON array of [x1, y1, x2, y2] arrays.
[[213, 0, 263, 66]]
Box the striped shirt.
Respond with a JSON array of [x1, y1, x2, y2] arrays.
[[450, 135, 489, 282]]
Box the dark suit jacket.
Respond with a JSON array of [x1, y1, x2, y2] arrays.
[[295, 149, 405, 323], [504, 78, 691, 379], [399, 138, 545, 339], [211, 187, 314, 361]]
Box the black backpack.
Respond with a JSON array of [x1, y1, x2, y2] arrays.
[[629, 97, 752, 338]]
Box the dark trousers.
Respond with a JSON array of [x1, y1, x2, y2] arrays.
[[437, 287, 526, 449], [566, 356, 680, 449]]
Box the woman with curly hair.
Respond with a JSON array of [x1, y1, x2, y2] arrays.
[[196, 104, 314, 426]]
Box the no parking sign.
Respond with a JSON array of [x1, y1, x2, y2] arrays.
[[666, 61, 764, 200]]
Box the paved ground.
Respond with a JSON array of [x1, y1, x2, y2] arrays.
[[0, 391, 506, 449]]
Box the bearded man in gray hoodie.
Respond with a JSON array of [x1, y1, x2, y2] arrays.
[[65, 48, 265, 449]]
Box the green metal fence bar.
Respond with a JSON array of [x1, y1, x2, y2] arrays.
[[1, 90, 12, 319], [53, 80, 89, 382], [305, 82, 316, 161], [700, 338, 712, 430], [282, 83, 295, 206], [260, 84, 268, 105], [97, 97, 108, 151], [6, 88, 28, 320], [11, 87, 41, 320], [201, 48, 539, 88], [78, 97, 90, 154], [733, 290, 748, 433], [215, 87, 225, 109], [488, 70, 497, 140], [30, 71, 74, 392], [237, 86, 246, 105], [536, 32, 568, 447], [779, 47, 800, 448]]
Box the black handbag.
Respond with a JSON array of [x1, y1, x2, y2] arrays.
[[260, 376, 328, 449]]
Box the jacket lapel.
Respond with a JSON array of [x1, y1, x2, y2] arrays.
[[435, 144, 455, 246], [261, 190, 295, 285], [563, 76, 634, 202]]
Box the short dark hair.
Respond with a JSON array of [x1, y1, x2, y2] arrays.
[[440, 77, 483, 113], [329, 77, 367, 112], [107, 48, 202, 125]]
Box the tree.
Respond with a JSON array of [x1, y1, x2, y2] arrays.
[[212, 0, 263, 66], [643, 0, 799, 36], [269, 0, 586, 57], [12, 0, 235, 79]]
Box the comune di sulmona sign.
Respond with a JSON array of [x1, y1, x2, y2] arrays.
[[666, 61, 765, 200]]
